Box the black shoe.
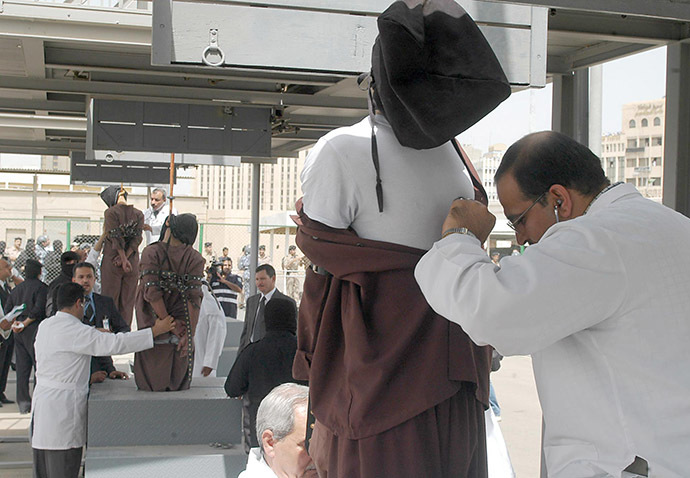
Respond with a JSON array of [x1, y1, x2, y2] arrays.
[[9, 362, 15, 371], [0, 395, 14, 404]]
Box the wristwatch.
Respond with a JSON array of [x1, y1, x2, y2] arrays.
[[441, 227, 478, 241]]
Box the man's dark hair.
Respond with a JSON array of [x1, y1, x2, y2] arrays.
[[72, 262, 96, 277], [495, 131, 610, 201], [265, 298, 297, 333], [14, 237, 21, 242], [256, 264, 275, 278], [57, 282, 85, 310], [24, 259, 42, 280]]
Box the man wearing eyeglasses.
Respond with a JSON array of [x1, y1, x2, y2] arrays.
[[415, 131, 690, 478]]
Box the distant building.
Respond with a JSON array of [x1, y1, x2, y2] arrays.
[[476, 143, 507, 203], [601, 98, 665, 202], [194, 153, 306, 222]]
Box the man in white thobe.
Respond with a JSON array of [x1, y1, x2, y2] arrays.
[[31, 282, 175, 478], [143, 188, 176, 245], [415, 131, 690, 478], [192, 282, 227, 377]]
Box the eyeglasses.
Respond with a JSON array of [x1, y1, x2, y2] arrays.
[[507, 192, 546, 231]]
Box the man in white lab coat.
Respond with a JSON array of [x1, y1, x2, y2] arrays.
[[31, 282, 175, 478], [192, 282, 227, 378], [415, 131, 690, 478], [143, 188, 177, 245]]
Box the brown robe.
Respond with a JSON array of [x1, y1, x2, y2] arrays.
[[133, 242, 204, 392], [101, 203, 144, 326], [293, 203, 492, 477]]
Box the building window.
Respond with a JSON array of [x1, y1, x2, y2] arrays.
[[653, 117, 661, 126], [652, 137, 662, 146], [629, 119, 636, 128], [641, 118, 648, 127], [643, 137, 650, 147], [626, 158, 636, 168], [639, 158, 648, 168], [627, 139, 637, 149], [652, 157, 661, 167]]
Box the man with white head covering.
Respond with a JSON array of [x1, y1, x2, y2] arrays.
[[295, 1, 510, 476]]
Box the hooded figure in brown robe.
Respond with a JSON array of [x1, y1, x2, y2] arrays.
[[133, 213, 205, 392], [295, 1, 510, 477], [100, 186, 144, 327]]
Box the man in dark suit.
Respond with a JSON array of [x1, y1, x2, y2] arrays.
[[0, 259, 16, 405], [234, 264, 296, 453], [72, 262, 129, 382], [237, 264, 296, 354]]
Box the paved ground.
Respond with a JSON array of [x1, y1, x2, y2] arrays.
[[491, 355, 543, 477]]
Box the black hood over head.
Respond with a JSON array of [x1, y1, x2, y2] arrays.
[[370, 0, 511, 150], [100, 185, 127, 207], [169, 214, 198, 246], [60, 251, 80, 277]]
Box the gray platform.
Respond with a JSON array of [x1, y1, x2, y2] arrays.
[[224, 319, 244, 348], [85, 444, 247, 478], [87, 378, 243, 447]]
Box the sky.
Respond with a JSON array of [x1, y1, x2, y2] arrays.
[[459, 46, 667, 153]]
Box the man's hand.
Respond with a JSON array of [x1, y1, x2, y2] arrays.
[[201, 366, 213, 377], [11, 321, 25, 334], [109, 371, 129, 380], [90, 371, 107, 384], [143, 224, 153, 232], [151, 315, 176, 337], [442, 199, 496, 244], [0, 320, 11, 332], [177, 333, 189, 357], [122, 259, 132, 274]]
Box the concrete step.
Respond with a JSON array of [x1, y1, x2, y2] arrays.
[[224, 319, 244, 348], [87, 377, 243, 447], [85, 444, 247, 478], [215, 346, 239, 377]]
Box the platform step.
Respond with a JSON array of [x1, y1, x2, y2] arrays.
[[85, 444, 247, 478], [215, 346, 239, 377], [87, 378, 243, 447], [224, 319, 244, 348]]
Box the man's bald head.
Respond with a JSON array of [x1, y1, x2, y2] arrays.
[[495, 131, 609, 202]]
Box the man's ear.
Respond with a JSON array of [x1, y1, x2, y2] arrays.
[[262, 430, 276, 458], [548, 184, 573, 219]]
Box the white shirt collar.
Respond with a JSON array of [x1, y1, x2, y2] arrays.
[[585, 182, 639, 215], [261, 288, 277, 301]]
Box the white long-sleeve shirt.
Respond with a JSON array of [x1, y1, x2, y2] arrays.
[[192, 284, 227, 377], [143, 203, 177, 245], [415, 183, 690, 478], [31, 311, 153, 450]]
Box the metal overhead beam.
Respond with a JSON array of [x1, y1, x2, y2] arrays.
[[0, 98, 85, 114], [547, 42, 659, 73], [0, 113, 86, 130], [0, 77, 368, 111], [0, 145, 70, 156], [0, 139, 84, 150], [488, 0, 690, 22], [0, 0, 150, 47], [548, 10, 690, 43]]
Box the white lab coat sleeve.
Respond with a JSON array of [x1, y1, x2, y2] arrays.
[[69, 325, 153, 357], [198, 290, 226, 371], [414, 223, 627, 356], [86, 247, 101, 268]]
